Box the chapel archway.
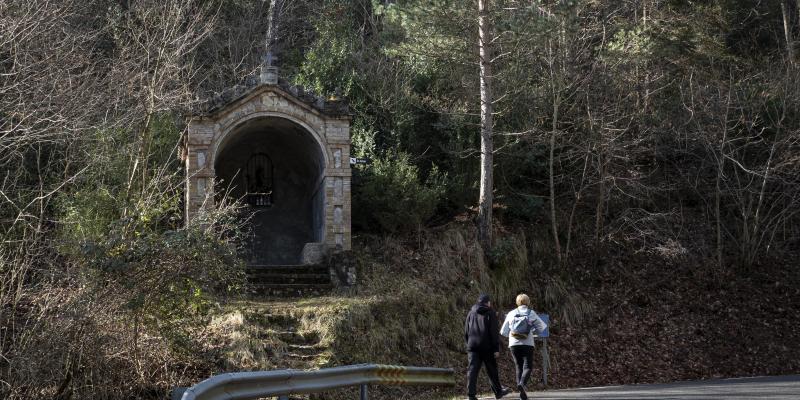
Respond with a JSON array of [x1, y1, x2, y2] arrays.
[[214, 117, 326, 264]]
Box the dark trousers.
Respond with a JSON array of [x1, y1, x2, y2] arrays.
[[511, 345, 534, 387], [467, 351, 502, 397]]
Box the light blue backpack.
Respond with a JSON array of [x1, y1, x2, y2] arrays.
[[510, 310, 533, 339]]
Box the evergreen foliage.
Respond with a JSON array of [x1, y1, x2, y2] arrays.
[[353, 153, 447, 232]]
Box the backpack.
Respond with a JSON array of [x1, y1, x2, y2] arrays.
[[510, 310, 533, 339]]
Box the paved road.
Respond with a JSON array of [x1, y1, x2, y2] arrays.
[[475, 375, 800, 399]]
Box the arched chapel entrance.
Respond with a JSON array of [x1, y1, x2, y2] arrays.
[[215, 117, 325, 264], [184, 83, 351, 265]]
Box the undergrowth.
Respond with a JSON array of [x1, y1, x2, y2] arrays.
[[1, 206, 246, 400], [205, 222, 590, 400]]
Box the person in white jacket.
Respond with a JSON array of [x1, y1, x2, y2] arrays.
[[500, 293, 547, 400]]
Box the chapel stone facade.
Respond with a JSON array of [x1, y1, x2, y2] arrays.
[[184, 74, 351, 265]]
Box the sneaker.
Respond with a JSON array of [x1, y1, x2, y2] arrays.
[[495, 387, 513, 399], [517, 384, 528, 400]]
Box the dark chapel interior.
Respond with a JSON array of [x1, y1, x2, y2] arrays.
[[214, 117, 326, 265]]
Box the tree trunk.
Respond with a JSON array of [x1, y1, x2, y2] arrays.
[[477, 0, 494, 254], [715, 156, 724, 270], [782, 0, 796, 62], [565, 149, 590, 261], [715, 102, 730, 272], [594, 149, 606, 251], [748, 143, 776, 266], [549, 90, 562, 263]]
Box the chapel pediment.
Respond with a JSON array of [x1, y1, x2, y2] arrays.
[[194, 78, 350, 120]]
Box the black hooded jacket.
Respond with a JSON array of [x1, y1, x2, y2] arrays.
[[464, 302, 500, 353]]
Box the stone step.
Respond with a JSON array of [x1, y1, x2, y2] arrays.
[[286, 343, 325, 356], [284, 352, 317, 362], [248, 284, 333, 297], [244, 312, 296, 327], [247, 273, 330, 285], [245, 264, 333, 298], [274, 330, 320, 345], [246, 264, 328, 275]]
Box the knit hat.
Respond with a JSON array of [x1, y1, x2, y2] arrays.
[[477, 293, 491, 305]]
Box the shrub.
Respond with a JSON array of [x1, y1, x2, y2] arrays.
[[77, 206, 246, 347], [55, 111, 247, 347], [353, 153, 446, 233]]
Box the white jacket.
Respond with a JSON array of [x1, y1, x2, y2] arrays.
[[500, 306, 548, 347]]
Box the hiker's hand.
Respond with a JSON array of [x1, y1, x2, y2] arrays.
[[494, 352, 499, 358]]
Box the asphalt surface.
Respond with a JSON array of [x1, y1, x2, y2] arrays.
[[475, 375, 800, 399]]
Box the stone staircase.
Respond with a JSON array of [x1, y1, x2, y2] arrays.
[[215, 305, 332, 400], [242, 307, 331, 371], [246, 264, 333, 297]]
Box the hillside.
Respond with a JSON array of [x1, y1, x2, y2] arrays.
[[3, 1, 800, 399], [347, 224, 800, 397], [198, 222, 800, 399]]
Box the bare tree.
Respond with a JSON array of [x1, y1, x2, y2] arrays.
[[0, 1, 232, 397], [477, 0, 494, 253]]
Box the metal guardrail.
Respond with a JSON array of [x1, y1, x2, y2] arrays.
[[175, 364, 455, 400]]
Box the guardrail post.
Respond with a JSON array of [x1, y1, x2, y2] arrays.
[[360, 383, 368, 400]]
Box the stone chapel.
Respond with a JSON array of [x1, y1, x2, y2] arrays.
[[183, 67, 352, 267]]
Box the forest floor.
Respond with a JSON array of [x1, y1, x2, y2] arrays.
[[540, 252, 800, 389]]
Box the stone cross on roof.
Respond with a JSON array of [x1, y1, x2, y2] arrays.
[[263, 51, 278, 67], [264, 0, 283, 63]]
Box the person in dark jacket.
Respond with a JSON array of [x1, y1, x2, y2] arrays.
[[465, 294, 511, 400]]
